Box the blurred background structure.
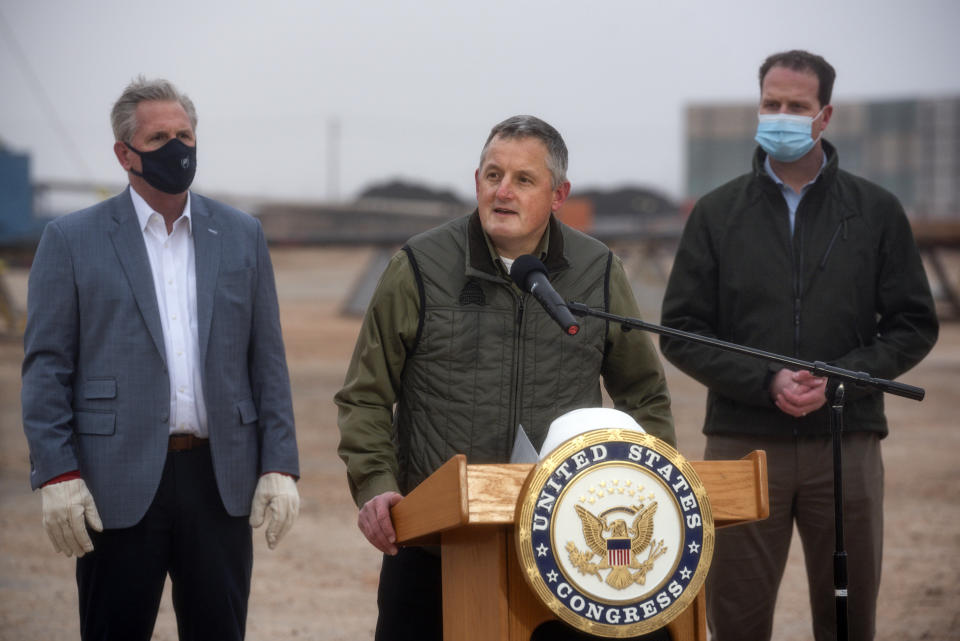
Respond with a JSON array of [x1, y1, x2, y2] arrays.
[[2, 1, 960, 319], [4, 94, 959, 322]]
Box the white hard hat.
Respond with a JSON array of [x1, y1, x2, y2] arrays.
[[539, 407, 645, 460]]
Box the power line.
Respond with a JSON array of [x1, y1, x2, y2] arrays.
[[0, 7, 95, 180]]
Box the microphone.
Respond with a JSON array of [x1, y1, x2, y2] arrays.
[[510, 255, 580, 335]]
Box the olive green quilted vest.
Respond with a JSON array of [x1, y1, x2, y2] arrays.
[[395, 212, 611, 493]]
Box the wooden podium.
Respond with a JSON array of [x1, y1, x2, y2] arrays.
[[391, 451, 768, 641]]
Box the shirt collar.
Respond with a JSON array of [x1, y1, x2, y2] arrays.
[[129, 186, 192, 234], [483, 224, 551, 277], [763, 151, 828, 193]]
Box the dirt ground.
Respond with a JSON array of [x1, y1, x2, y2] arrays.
[[1, 245, 958, 640]]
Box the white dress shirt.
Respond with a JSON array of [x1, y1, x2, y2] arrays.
[[130, 188, 208, 437]]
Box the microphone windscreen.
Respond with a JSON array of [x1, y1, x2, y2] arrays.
[[509, 254, 546, 290]]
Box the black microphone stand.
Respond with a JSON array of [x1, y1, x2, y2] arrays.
[[567, 302, 925, 641]]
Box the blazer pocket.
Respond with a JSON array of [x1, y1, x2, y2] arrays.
[[74, 410, 116, 435], [218, 267, 255, 307], [219, 266, 255, 288], [236, 398, 258, 425], [83, 378, 117, 399]]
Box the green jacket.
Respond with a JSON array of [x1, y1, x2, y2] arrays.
[[337, 211, 674, 506], [660, 141, 938, 438]]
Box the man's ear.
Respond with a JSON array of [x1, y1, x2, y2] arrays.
[[819, 104, 834, 133], [551, 180, 571, 213], [114, 141, 133, 171]]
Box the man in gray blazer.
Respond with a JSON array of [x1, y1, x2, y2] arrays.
[[21, 77, 300, 641]]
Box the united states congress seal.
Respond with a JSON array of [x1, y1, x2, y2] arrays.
[[515, 429, 714, 637]]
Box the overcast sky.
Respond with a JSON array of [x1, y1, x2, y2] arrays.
[[1, 0, 958, 204]]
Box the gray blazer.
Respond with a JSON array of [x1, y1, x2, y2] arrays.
[[22, 188, 299, 529]]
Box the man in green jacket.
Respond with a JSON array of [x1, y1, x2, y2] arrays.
[[336, 115, 674, 640], [660, 50, 938, 641]]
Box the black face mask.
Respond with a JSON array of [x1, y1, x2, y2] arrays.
[[125, 138, 197, 194]]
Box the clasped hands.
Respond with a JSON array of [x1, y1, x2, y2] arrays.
[[770, 368, 828, 417], [41, 472, 300, 557]]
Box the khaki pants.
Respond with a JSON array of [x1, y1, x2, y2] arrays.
[[704, 432, 883, 641]]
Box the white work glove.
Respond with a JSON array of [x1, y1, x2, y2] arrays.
[[249, 472, 300, 549], [41, 478, 103, 558]]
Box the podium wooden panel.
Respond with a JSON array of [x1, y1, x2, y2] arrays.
[[391, 451, 768, 641]]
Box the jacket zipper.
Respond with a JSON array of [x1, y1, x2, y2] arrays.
[[792, 217, 804, 357], [818, 218, 847, 270], [790, 210, 805, 437], [508, 294, 525, 457]]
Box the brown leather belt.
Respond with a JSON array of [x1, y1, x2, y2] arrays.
[[168, 434, 209, 452]]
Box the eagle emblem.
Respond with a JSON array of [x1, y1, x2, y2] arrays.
[[566, 502, 668, 590]]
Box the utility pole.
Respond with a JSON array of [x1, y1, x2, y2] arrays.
[[327, 117, 340, 202]]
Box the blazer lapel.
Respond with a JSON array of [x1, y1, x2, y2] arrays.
[[108, 188, 166, 362], [191, 195, 221, 365]]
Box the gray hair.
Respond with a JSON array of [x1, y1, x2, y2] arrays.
[[479, 115, 568, 189], [110, 76, 198, 142]]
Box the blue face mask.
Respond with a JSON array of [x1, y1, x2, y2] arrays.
[[754, 108, 824, 162]]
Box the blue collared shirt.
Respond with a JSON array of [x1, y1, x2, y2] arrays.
[[764, 152, 828, 234]]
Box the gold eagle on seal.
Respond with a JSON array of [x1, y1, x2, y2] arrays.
[[566, 503, 668, 590]]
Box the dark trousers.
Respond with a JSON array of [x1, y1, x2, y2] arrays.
[[76, 446, 253, 641], [704, 432, 883, 641], [376, 547, 443, 641], [376, 547, 671, 641]]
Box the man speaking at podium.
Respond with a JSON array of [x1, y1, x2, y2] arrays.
[[660, 50, 938, 640], [337, 115, 675, 640]]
